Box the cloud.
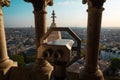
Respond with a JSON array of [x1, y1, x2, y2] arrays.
[[56, 0, 81, 6]]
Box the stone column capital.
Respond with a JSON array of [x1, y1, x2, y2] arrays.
[[0, 0, 10, 7], [82, 0, 106, 9], [24, 0, 53, 12], [33, 9, 47, 14]]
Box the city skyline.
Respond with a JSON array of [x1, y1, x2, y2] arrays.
[[3, 0, 120, 28]]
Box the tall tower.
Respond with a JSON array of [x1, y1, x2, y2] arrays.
[[47, 10, 61, 42]]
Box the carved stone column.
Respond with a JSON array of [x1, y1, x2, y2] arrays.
[[0, 0, 17, 75], [79, 0, 106, 80], [25, 0, 53, 48], [24, 0, 53, 80]]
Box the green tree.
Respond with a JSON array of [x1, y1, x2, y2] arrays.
[[99, 44, 106, 51], [81, 49, 86, 57], [110, 58, 120, 69], [10, 54, 25, 67]]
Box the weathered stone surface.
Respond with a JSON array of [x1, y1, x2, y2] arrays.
[[0, 0, 10, 7], [83, 0, 106, 8], [79, 0, 105, 80], [24, 0, 54, 80], [24, 0, 53, 11], [7, 63, 52, 80], [25, 0, 53, 48], [0, 0, 17, 75]]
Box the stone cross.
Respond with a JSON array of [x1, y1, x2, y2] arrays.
[[51, 10, 56, 23]]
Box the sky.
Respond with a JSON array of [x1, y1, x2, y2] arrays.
[[2, 0, 120, 28]]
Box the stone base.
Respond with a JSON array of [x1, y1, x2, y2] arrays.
[[0, 59, 17, 75], [32, 59, 53, 80], [79, 68, 104, 80], [67, 71, 79, 80]]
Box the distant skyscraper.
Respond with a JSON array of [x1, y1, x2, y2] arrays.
[[47, 10, 61, 41]]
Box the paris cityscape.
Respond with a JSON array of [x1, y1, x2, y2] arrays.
[[0, 0, 120, 80], [5, 27, 120, 78]]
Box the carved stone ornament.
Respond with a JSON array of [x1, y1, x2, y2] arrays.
[[82, 0, 106, 8], [0, 0, 10, 7], [24, 0, 53, 11]]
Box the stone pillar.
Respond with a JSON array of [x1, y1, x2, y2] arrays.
[[0, 0, 17, 75], [24, 0, 53, 80], [33, 9, 48, 48], [24, 0, 53, 48], [79, 0, 106, 80]]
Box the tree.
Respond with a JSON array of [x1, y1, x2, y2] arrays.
[[81, 49, 86, 57], [99, 44, 106, 51], [10, 54, 25, 67], [110, 58, 120, 69]]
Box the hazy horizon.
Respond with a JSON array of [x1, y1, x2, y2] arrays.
[[5, 26, 120, 29]]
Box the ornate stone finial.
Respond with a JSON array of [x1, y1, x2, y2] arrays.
[[0, 0, 10, 7], [24, 0, 53, 11], [82, 0, 106, 8], [51, 10, 56, 23]]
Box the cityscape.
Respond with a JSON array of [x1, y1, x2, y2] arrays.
[[5, 27, 120, 78], [0, 0, 120, 80]]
